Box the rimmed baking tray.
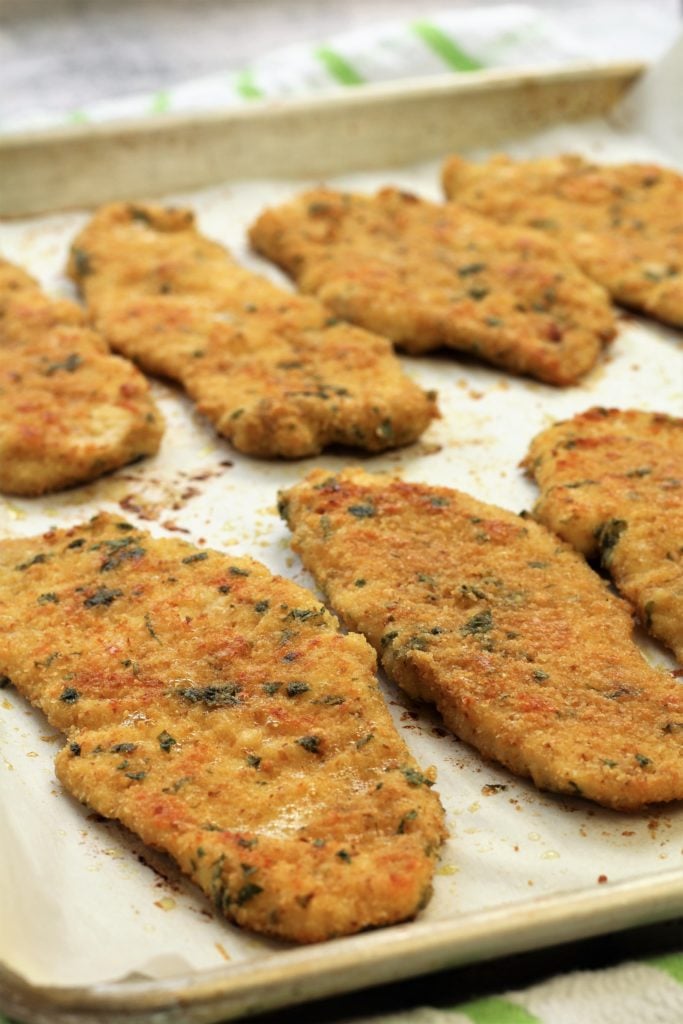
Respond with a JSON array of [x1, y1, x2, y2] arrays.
[[1, 58, 682, 1024]]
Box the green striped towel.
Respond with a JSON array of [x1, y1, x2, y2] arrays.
[[1, 3, 676, 133], [1, 954, 682, 1023], [350, 954, 683, 1023]]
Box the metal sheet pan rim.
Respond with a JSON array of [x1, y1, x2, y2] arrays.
[[0, 60, 645, 152], [3, 868, 683, 1022]]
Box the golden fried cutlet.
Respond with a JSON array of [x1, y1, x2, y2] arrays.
[[442, 154, 683, 327], [249, 187, 616, 386], [68, 203, 437, 458], [0, 259, 163, 495], [0, 515, 446, 943], [280, 468, 683, 811], [525, 407, 683, 662]]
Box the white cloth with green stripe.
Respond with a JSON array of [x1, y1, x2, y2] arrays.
[[0, 2, 678, 133], [345, 955, 683, 1024]]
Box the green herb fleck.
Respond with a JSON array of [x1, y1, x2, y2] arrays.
[[397, 809, 418, 834], [236, 882, 263, 906], [125, 771, 147, 781], [38, 592, 59, 605], [297, 735, 321, 754], [111, 742, 137, 753], [596, 519, 627, 567], [72, 247, 92, 276], [381, 630, 399, 647], [84, 587, 123, 608], [336, 849, 352, 863], [254, 600, 269, 613], [144, 612, 161, 642], [635, 753, 652, 767], [348, 504, 375, 518], [177, 685, 242, 708], [101, 544, 145, 572], [16, 553, 48, 571], [44, 353, 82, 375], [246, 754, 261, 769], [286, 681, 310, 697], [182, 552, 209, 565], [59, 687, 80, 704], [461, 610, 493, 636], [401, 766, 434, 788], [158, 731, 177, 752], [229, 566, 250, 577]]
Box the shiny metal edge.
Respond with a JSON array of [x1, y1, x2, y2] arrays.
[[0, 61, 644, 217], [2, 869, 682, 1023]]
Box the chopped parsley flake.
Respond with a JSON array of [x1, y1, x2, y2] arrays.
[[83, 587, 123, 608], [176, 685, 242, 708], [297, 735, 321, 754], [347, 504, 375, 518], [401, 766, 434, 788], [461, 610, 493, 635], [286, 681, 310, 697], [158, 731, 177, 752], [236, 882, 263, 906]]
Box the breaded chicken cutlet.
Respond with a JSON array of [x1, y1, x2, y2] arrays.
[[68, 203, 437, 458], [442, 155, 683, 328], [0, 515, 446, 943], [0, 259, 163, 495], [525, 407, 683, 662], [281, 469, 683, 811], [249, 187, 616, 386]]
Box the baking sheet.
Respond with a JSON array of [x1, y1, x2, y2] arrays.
[[0, 66, 682, 1016]]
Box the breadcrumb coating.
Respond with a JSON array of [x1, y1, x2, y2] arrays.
[[0, 516, 446, 943], [281, 468, 683, 811], [68, 203, 437, 458], [0, 258, 163, 495], [443, 154, 683, 327], [525, 407, 683, 662], [250, 186, 615, 385]]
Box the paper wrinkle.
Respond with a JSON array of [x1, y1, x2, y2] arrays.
[[0, 63, 682, 995]]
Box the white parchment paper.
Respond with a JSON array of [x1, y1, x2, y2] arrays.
[[0, 59, 681, 992]]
